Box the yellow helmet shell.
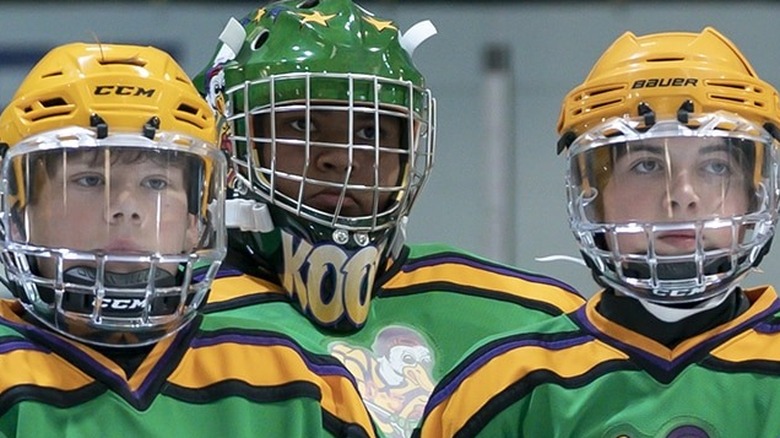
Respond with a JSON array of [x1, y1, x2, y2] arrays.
[[0, 42, 216, 147], [557, 27, 780, 146]]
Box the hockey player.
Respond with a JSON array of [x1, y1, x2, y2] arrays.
[[0, 42, 376, 437], [414, 26, 780, 437], [195, 1, 584, 436]]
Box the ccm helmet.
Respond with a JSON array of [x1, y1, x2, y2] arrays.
[[0, 43, 227, 346]]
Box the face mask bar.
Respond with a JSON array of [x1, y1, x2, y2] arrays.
[[223, 71, 435, 233], [0, 127, 227, 347], [566, 112, 779, 303]]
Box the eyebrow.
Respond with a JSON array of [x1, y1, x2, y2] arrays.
[[623, 142, 731, 155]]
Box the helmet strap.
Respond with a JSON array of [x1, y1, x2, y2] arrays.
[[225, 198, 275, 232], [63, 266, 177, 288], [635, 289, 733, 322]]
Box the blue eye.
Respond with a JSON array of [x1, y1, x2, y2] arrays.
[[702, 160, 731, 176], [73, 174, 104, 187], [631, 159, 662, 174], [143, 177, 169, 190]]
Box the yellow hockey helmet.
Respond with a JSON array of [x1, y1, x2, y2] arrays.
[[557, 26, 780, 151], [0, 43, 226, 347], [0, 42, 216, 148]]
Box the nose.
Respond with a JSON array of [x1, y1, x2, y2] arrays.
[[664, 169, 700, 218], [106, 187, 143, 225], [313, 144, 361, 175]]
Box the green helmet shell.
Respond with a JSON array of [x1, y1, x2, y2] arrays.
[[198, 0, 428, 115]]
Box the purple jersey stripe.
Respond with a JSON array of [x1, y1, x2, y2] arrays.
[[402, 255, 578, 294], [425, 334, 591, 415]]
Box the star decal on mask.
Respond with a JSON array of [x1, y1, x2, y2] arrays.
[[363, 16, 397, 32], [252, 8, 266, 23], [298, 11, 337, 26]]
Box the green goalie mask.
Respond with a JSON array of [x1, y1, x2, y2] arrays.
[[195, 0, 437, 330]]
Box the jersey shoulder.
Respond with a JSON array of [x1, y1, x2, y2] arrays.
[[385, 243, 585, 315]]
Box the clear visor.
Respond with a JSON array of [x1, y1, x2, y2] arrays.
[[6, 144, 217, 268], [566, 112, 778, 301], [572, 135, 771, 219]]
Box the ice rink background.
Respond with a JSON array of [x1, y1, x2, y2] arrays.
[[2, 1, 780, 298]]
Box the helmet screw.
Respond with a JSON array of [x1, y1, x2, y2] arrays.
[[333, 229, 350, 245], [354, 233, 370, 247]]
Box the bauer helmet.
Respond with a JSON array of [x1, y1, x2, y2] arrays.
[[557, 27, 780, 304]]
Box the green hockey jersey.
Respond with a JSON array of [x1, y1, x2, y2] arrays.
[[0, 299, 377, 438], [205, 243, 584, 438], [416, 286, 780, 438]]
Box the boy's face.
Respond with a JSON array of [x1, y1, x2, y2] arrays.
[[601, 137, 751, 255], [22, 149, 199, 276], [255, 107, 404, 217]]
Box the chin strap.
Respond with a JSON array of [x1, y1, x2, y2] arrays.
[[634, 290, 733, 323], [64, 266, 177, 288], [535, 254, 588, 267], [387, 216, 408, 260], [225, 199, 275, 232], [59, 266, 180, 316]]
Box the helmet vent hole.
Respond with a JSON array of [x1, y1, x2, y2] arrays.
[[711, 94, 747, 104], [98, 57, 147, 68], [39, 97, 69, 109], [586, 85, 624, 98], [589, 98, 622, 110], [41, 70, 63, 79], [177, 103, 199, 115], [251, 30, 270, 51], [646, 57, 685, 63], [24, 97, 73, 121], [175, 103, 207, 129], [297, 0, 320, 8], [708, 80, 752, 92]]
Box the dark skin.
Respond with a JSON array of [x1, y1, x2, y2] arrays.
[[253, 108, 405, 217]]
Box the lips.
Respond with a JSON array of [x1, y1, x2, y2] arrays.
[[656, 231, 697, 251], [307, 190, 363, 215], [102, 239, 144, 253]]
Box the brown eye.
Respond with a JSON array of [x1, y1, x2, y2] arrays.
[[290, 119, 315, 133], [356, 126, 378, 141]]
